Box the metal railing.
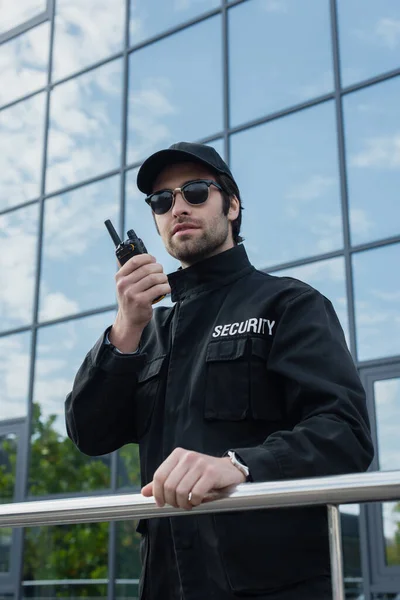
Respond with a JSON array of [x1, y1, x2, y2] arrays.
[[2, 470, 400, 600]]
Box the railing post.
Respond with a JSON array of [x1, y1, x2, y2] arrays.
[[327, 504, 345, 600]]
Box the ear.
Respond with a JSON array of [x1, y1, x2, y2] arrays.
[[228, 195, 240, 222]]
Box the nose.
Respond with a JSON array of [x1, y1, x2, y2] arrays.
[[171, 189, 190, 217]]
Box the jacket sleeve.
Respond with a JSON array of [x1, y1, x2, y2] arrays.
[[65, 329, 146, 456], [232, 289, 374, 482]]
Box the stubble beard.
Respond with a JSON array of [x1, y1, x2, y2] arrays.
[[166, 216, 230, 265]]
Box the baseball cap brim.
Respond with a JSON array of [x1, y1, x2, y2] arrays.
[[137, 148, 233, 195]]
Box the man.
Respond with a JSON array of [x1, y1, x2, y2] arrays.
[[65, 142, 374, 600]]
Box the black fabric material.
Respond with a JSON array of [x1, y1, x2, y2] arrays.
[[65, 244, 374, 600], [137, 141, 237, 194]]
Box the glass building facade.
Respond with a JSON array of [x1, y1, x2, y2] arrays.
[[0, 0, 399, 598]]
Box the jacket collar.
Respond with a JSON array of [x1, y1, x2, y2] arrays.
[[168, 244, 254, 302]]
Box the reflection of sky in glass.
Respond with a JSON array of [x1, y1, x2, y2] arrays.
[[52, 0, 125, 82], [230, 102, 343, 268], [0, 0, 46, 36], [353, 244, 400, 361], [0, 22, 49, 108], [273, 257, 349, 344], [33, 312, 115, 435], [130, 0, 220, 45], [0, 331, 31, 421], [39, 177, 120, 322], [46, 59, 123, 194], [229, 0, 333, 127], [344, 76, 400, 245], [127, 16, 223, 164], [0, 94, 45, 211], [0, 204, 38, 332], [338, 0, 400, 87]]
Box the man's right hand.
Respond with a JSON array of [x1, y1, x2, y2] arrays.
[[108, 254, 171, 353]]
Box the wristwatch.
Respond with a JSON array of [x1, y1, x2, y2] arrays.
[[227, 451, 250, 480]]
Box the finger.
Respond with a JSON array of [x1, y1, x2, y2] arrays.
[[187, 470, 218, 507], [118, 262, 164, 286], [137, 283, 171, 305], [141, 482, 153, 497], [118, 253, 156, 276], [152, 451, 182, 507], [175, 469, 204, 510], [134, 272, 170, 295]]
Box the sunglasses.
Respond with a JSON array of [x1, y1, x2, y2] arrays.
[[145, 179, 223, 215]]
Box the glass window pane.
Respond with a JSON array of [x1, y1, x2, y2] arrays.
[[374, 378, 400, 567], [23, 524, 108, 581], [230, 102, 343, 268], [344, 77, 400, 246], [30, 313, 115, 495], [0, 205, 39, 332], [130, 0, 220, 45], [115, 583, 139, 600], [52, 0, 125, 82], [0, 0, 46, 36], [0, 94, 45, 210], [116, 521, 142, 579], [118, 444, 140, 489], [127, 16, 223, 164], [229, 0, 333, 127], [46, 60, 123, 194], [273, 257, 349, 344], [0, 527, 13, 573], [0, 23, 49, 108], [125, 169, 180, 277], [39, 177, 120, 322], [22, 584, 107, 600], [338, 0, 400, 88], [353, 244, 400, 361], [340, 505, 363, 599], [0, 332, 31, 421]]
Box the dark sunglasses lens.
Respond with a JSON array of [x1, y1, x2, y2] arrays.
[[183, 182, 209, 205], [151, 191, 173, 214]]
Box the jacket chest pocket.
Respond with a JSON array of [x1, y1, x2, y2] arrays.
[[205, 337, 282, 422], [135, 355, 165, 438]]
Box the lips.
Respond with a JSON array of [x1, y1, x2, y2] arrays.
[[172, 223, 199, 236]]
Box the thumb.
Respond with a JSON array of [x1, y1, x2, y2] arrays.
[[141, 482, 153, 497]]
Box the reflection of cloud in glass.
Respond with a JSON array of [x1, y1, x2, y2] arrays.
[[273, 257, 349, 343], [39, 176, 120, 322], [0, 204, 38, 332], [52, 0, 124, 81], [344, 77, 400, 245], [0, 0, 46, 36], [229, 0, 333, 126], [231, 102, 342, 267], [0, 332, 31, 420], [127, 16, 223, 164], [46, 60, 123, 194], [353, 244, 400, 361], [0, 22, 49, 108], [34, 312, 115, 435], [0, 94, 45, 211], [129, 0, 219, 46], [338, 0, 400, 86]]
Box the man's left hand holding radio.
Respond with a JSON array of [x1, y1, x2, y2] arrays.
[[108, 254, 171, 353]]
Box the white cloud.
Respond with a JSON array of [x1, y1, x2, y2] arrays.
[[351, 133, 400, 169], [296, 71, 333, 101], [371, 290, 400, 302], [375, 17, 400, 50], [285, 175, 336, 203], [349, 208, 373, 237], [261, 0, 288, 13], [0, 0, 45, 35], [0, 333, 30, 420], [39, 292, 80, 322]]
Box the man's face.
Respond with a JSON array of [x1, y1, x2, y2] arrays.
[[151, 162, 239, 268]]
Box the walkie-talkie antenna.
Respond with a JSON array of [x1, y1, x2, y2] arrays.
[[104, 219, 121, 247]]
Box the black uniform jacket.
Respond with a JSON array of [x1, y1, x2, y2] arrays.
[[65, 244, 374, 600]]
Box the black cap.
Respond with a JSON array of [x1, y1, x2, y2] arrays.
[[137, 141, 236, 195]]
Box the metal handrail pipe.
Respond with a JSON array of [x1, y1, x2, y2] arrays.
[[1, 470, 399, 528]]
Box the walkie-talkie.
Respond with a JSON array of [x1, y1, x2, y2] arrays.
[[104, 219, 165, 304]]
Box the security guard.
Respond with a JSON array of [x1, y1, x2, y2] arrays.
[[65, 142, 374, 600]]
